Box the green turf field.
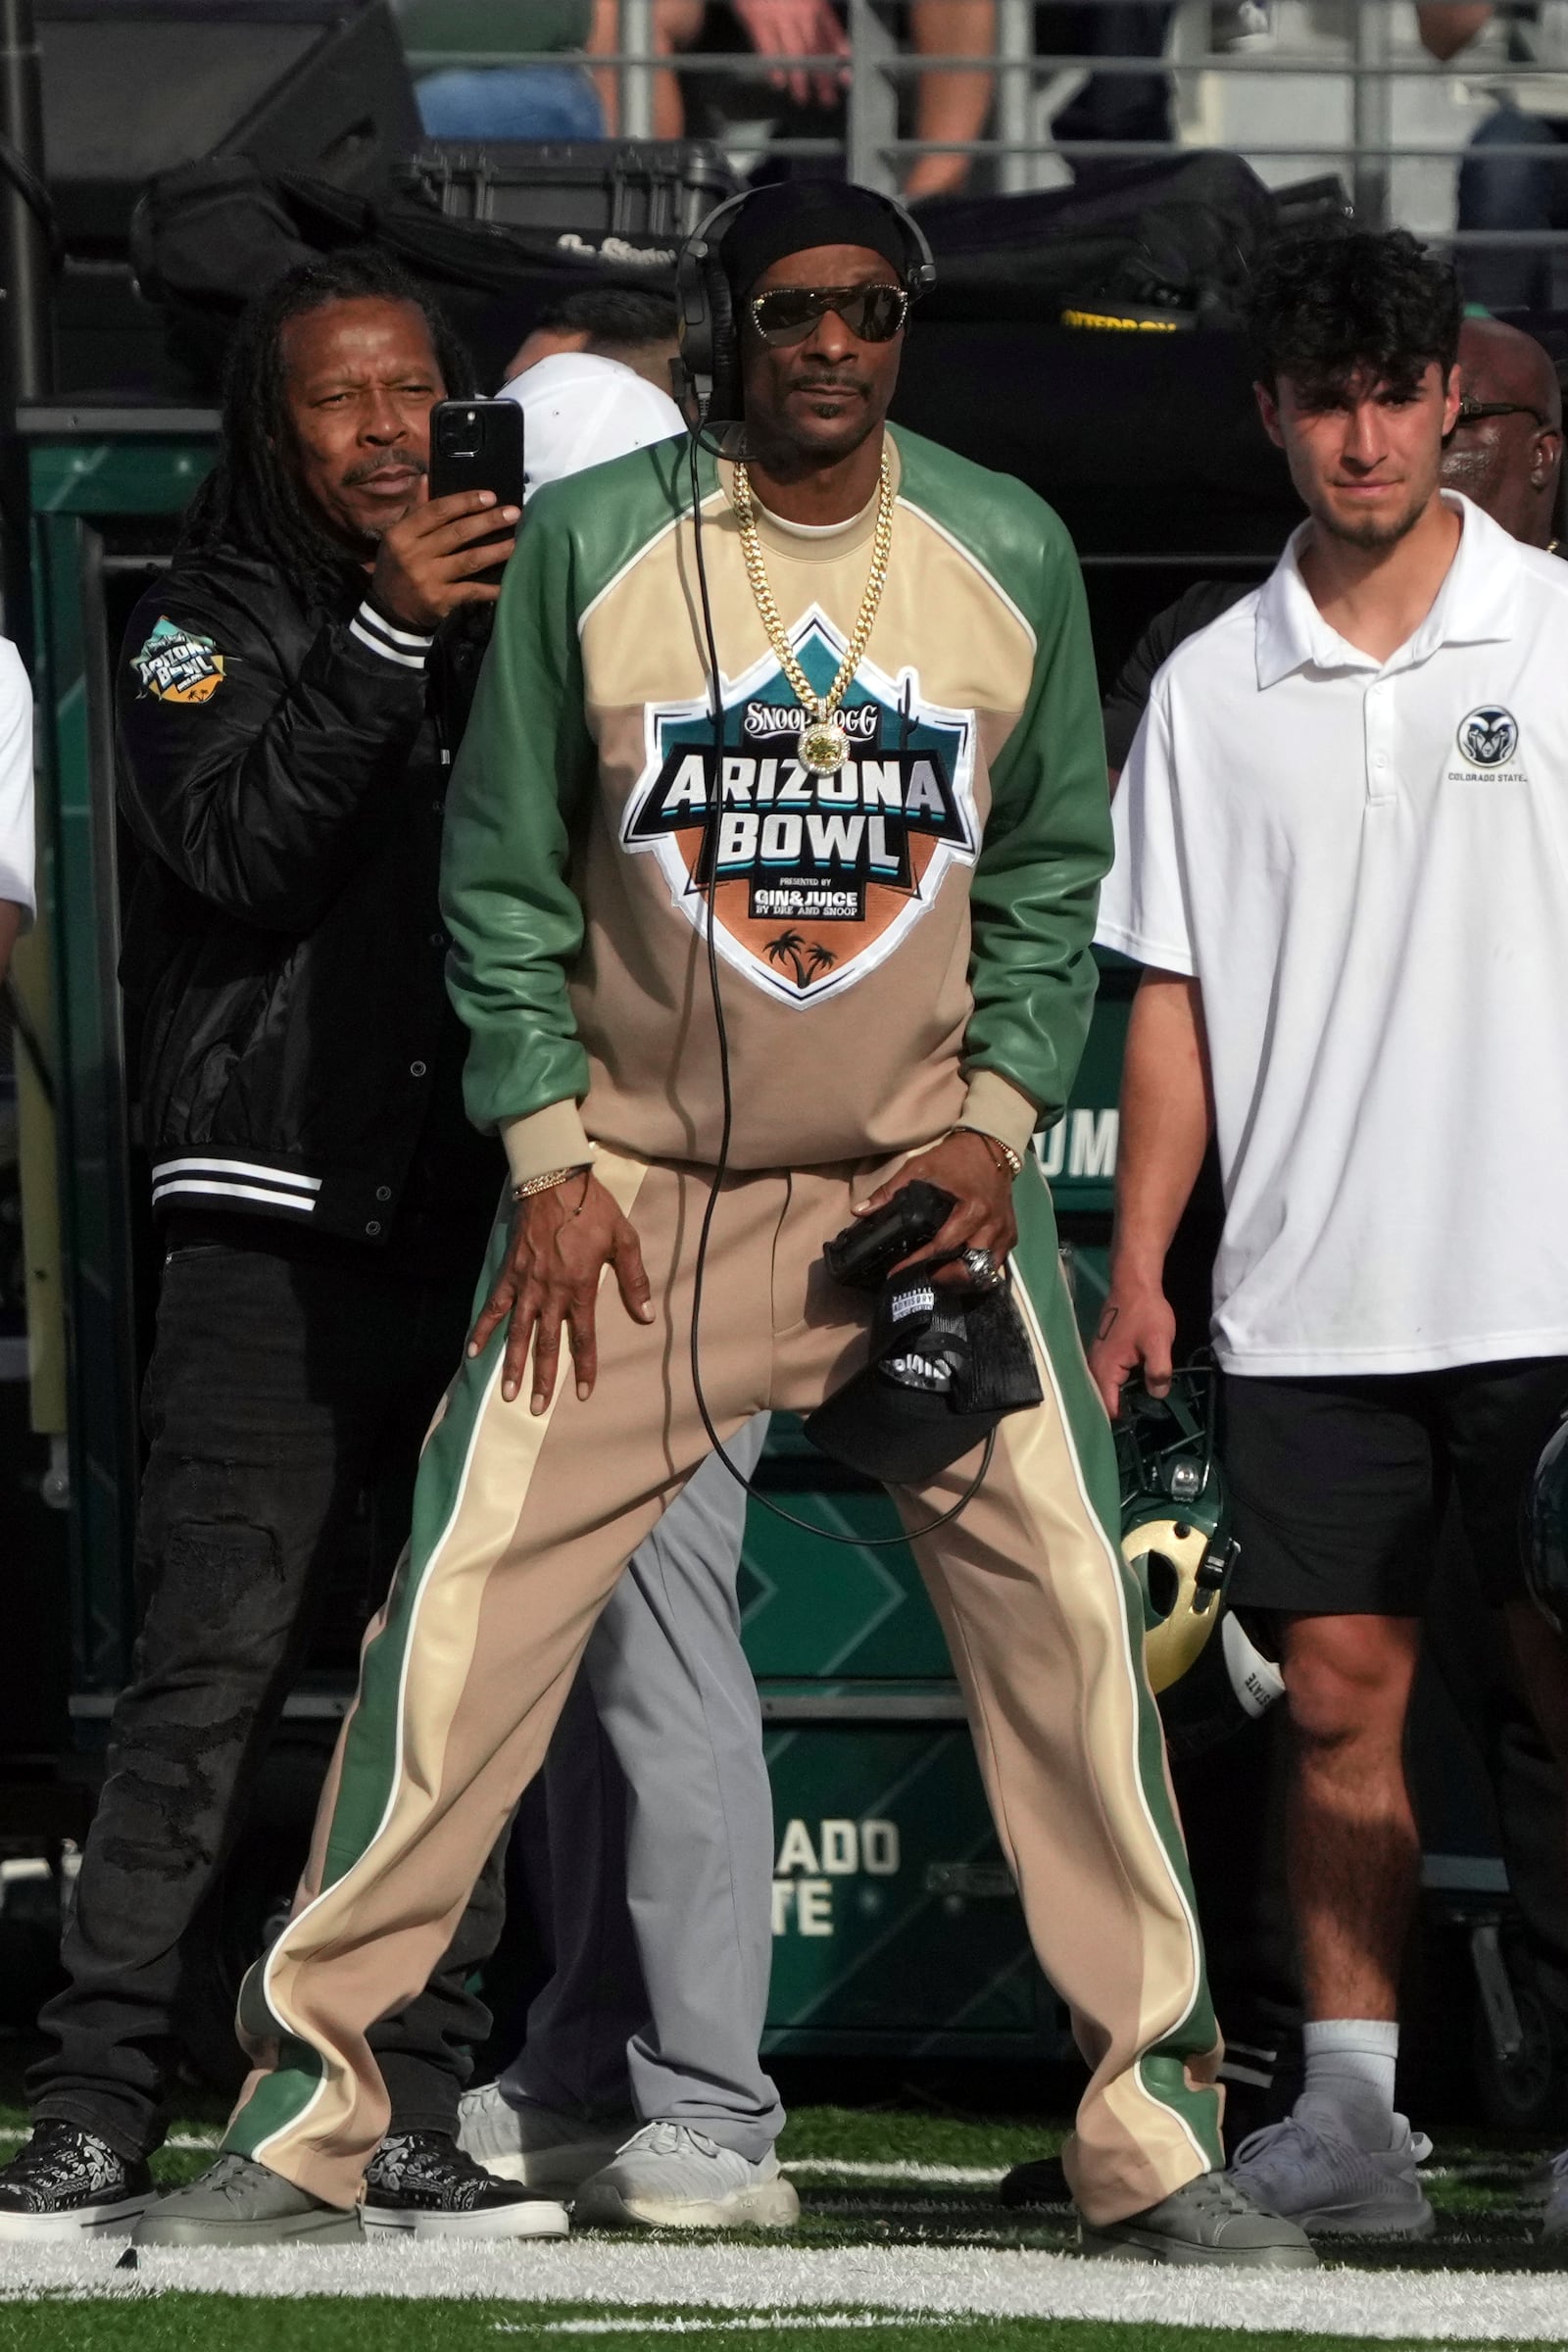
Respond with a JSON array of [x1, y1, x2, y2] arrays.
[[0, 2306, 1543, 2352], [1, 2072, 1563, 2347]]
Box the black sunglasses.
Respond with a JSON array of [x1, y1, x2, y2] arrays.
[[749, 283, 910, 348], [1453, 395, 1554, 429]]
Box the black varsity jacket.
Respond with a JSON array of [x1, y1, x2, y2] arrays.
[[116, 538, 496, 1249]]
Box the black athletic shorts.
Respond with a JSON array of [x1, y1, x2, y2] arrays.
[[1221, 1358, 1568, 1616]]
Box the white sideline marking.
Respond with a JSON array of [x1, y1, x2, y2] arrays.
[[4, 2239, 1568, 2336], [496, 2322, 945, 2336], [782, 2162, 1007, 2186]]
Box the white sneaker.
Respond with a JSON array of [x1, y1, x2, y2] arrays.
[[1540, 2147, 1568, 2241], [572, 2121, 801, 2230], [457, 2082, 635, 2192], [1228, 2105, 1435, 2238]]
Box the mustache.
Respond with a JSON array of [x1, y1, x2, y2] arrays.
[[791, 373, 870, 397], [342, 452, 427, 487]]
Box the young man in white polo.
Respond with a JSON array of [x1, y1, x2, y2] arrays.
[[1090, 224, 1568, 2240]]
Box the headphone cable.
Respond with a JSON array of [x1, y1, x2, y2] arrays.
[[683, 428, 992, 1546]]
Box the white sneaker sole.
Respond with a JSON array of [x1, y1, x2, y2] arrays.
[[1302, 2193, 1436, 2240], [1078, 2221, 1317, 2268], [572, 2177, 801, 2232], [363, 2198, 570, 2240], [461, 2143, 628, 2193], [133, 2206, 365, 2247], [0, 2195, 153, 2243]]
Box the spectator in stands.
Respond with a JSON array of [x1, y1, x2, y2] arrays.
[[903, 1, 999, 199], [1093, 225, 1568, 2244], [0, 640, 30, 986], [402, 0, 712, 143], [686, 0, 996, 201], [1418, 4, 1568, 311], [1038, 4, 1178, 177], [402, 0, 609, 139]]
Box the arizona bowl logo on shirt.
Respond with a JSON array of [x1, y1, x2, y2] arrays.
[[621, 607, 979, 1004], [1456, 705, 1519, 768], [132, 615, 226, 705]]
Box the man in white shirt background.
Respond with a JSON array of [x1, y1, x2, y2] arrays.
[[498, 284, 685, 504], [1090, 225, 1568, 2243], [0, 637, 32, 981]]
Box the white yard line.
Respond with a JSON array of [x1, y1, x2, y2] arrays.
[[781, 2162, 1007, 2186], [494, 2321, 948, 2335], [2, 2238, 1566, 2337]]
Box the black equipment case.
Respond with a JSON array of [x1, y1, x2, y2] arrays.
[[409, 138, 737, 242]]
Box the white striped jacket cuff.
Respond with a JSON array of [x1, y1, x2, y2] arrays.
[[348, 600, 436, 671], [151, 1155, 321, 1217]]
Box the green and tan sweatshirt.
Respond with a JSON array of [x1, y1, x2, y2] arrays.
[[440, 424, 1111, 1181]]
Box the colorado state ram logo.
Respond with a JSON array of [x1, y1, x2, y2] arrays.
[[1457, 706, 1519, 768]]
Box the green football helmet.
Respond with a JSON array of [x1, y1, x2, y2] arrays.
[[1117, 1367, 1240, 1694], [1527, 1410, 1568, 1638]]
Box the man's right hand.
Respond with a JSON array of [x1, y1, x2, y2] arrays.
[[467, 1171, 654, 1414], [369, 490, 520, 632], [1087, 1282, 1176, 1421]]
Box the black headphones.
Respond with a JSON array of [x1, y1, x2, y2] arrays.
[[673, 185, 937, 436]]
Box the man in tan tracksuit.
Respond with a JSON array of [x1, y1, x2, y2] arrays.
[[145, 181, 1310, 2266]]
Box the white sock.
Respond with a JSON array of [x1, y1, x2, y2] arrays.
[[1300, 2019, 1398, 2145]]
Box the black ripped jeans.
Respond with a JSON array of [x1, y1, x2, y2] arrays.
[[30, 1226, 503, 2161]]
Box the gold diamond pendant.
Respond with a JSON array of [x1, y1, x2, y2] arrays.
[[800, 721, 850, 776]]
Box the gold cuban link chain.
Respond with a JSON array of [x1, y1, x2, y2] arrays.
[[730, 452, 895, 776]]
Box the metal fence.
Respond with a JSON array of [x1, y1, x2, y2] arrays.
[[406, 0, 1568, 287]]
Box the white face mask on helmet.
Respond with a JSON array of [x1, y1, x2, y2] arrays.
[[1117, 1369, 1240, 1693], [1115, 1365, 1285, 1758]]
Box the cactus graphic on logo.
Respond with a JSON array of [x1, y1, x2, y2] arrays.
[[132, 616, 226, 706], [620, 607, 979, 1005]]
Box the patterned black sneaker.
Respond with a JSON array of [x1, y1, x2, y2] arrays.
[[364, 2132, 570, 2239], [0, 2122, 154, 2240], [999, 2154, 1071, 2208]]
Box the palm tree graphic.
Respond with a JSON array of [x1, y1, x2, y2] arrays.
[[764, 931, 838, 990]]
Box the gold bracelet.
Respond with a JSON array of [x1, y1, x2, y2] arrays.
[[512, 1162, 592, 1202], [953, 1126, 1024, 1180]]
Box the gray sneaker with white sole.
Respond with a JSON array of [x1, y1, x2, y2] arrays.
[[1228, 2108, 1435, 2239], [457, 2082, 635, 2192], [133, 2153, 364, 2247], [572, 2122, 800, 2230], [1079, 2168, 1317, 2266]]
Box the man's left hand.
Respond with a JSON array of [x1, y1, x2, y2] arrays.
[[858, 1129, 1018, 1290]]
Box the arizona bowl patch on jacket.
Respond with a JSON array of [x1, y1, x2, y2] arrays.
[[131, 615, 227, 705]]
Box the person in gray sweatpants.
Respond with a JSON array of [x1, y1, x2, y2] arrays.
[[458, 1416, 796, 2230]]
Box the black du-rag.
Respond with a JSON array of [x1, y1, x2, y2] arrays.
[[719, 180, 916, 303]]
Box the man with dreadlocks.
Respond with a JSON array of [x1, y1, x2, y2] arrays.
[[0, 249, 578, 2244]]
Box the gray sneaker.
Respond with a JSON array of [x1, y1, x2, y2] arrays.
[[132, 2154, 364, 2247], [572, 2122, 801, 2231], [1228, 2109, 1434, 2238], [457, 2082, 634, 2192], [1540, 2147, 1568, 2242], [1079, 2169, 1316, 2266]]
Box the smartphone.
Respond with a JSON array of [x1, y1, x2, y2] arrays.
[[427, 398, 526, 586]]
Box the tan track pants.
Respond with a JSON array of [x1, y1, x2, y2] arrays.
[[223, 1150, 1223, 2225]]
